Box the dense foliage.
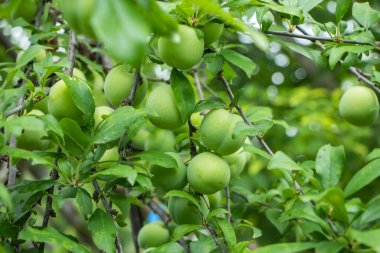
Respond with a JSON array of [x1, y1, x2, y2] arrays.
[[0, 0, 380, 252]]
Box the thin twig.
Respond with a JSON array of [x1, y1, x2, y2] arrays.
[[34, 0, 45, 28], [225, 185, 231, 223], [92, 180, 124, 253], [147, 77, 170, 84], [201, 81, 218, 97], [295, 25, 380, 95], [130, 205, 143, 253], [122, 70, 141, 106], [188, 120, 197, 158], [205, 222, 226, 253], [266, 30, 374, 45], [217, 72, 274, 156], [193, 70, 204, 100], [65, 31, 77, 76]]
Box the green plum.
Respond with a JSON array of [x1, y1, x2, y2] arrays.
[[187, 152, 230, 195], [98, 147, 119, 169], [200, 109, 246, 155], [104, 65, 148, 107], [223, 148, 247, 178], [201, 22, 224, 45], [168, 194, 209, 225], [93, 106, 114, 128], [149, 152, 187, 192], [145, 84, 185, 130], [339, 86, 379, 126], [158, 25, 204, 70], [144, 129, 176, 152], [137, 222, 170, 249]]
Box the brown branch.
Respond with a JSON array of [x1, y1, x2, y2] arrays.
[[122, 70, 141, 106], [65, 31, 77, 76], [193, 70, 204, 100], [188, 120, 197, 158], [217, 72, 274, 156], [266, 30, 374, 46], [295, 25, 380, 95], [92, 180, 124, 253], [205, 222, 226, 253], [34, 0, 45, 28], [130, 204, 143, 253]]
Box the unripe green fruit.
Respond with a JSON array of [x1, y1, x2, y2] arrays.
[[48, 78, 91, 126], [223, 148, 247, 178], [14, 110, 51, 151], [12, 0, 37, 22], [201, 22, 224, 45], [104, 65, 148, 107], [59, 0, 95, 38], [98, 147, 119, 169], [132, 128, 150, 148], [158, 25, 204, 70], [144, 129, 176, 152], [137, 222, 170, 249], [187, 152, 230, 194], [94, 106, 114, 128], [73, 68, 87, 81], [168, 194, 209, 225], [145, 84, 185, 130], [208, 191, 222, 209], [200, 109, 246, 155], [339, 86, 379, 126], [92, 72, 108, 106], [149, 152, 187, 192]]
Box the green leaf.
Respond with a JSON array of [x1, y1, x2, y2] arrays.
[[136, 151, 178, 168], [203, 53, 224, 76], [164, 190, 201, 210], [243, 143, 272, 160], [39, 114, 65, 145], [327, 45, 373, 69], [360, 195, 380, 225], [315, 145, 345, 189], [0, 183, 13, 212], [57, 74, 95, 127], [0, 86, 25, 115], [190, 236, 217, 253], [171, 224, 203, 242], [221, 49, 256, 78], [76, 188, 93, 220], [344, 158, 380, 197], [317, 188, 348, 225], [352, 2, 380, 28], [268, 151, 302, 171], [256, 7, 274, 32], [217, 219, 236, 250], [253, 242, 319, 253], [148, 242, 185, 253], [91, 0, 150, 66], [315, 240, 345, 253], [93, 107, 145, 144], [89, 164, 137, 185], [274, 38, 324, 65], [335, 0, 351, 22], [88, 209, 117, 253], [299, 0, 324, 13], [188, 0, 269, 52], [19, 227, 91, 253], [59, 118, 91, 156], [15, 45, 45, 68], [350, 229, 380, 252], [194, 97, 226, 113], [207, 208, 229, 220], [170, 69, 195, 123], [366, 148, 380, 163], [0, 146, 55, 167]]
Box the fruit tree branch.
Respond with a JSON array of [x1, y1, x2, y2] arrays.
[[92, 179, 124, 253], [226, 185, 231, 223], [266, 30, 374, 46], [65, 31, 77, 76], [217, 71, 274, 156], [122, 70, 141, 106], [294, 25, 380, 95], [193, 69, 204, 100]]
